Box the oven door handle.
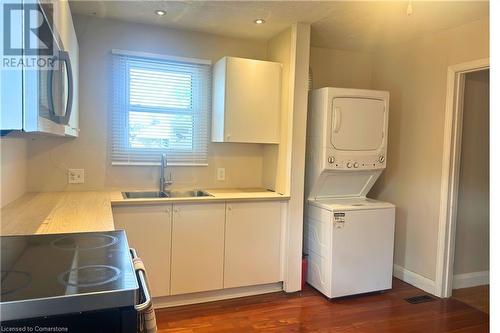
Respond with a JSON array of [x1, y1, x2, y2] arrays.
[[130, 248, 152, 312]]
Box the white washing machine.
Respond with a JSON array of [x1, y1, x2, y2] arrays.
[[304, 87, 395, 298], [304, 197, 395, 298]]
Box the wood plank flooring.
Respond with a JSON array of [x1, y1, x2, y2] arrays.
[[453, 285, 489, 314], [155, 278, 489, 332]]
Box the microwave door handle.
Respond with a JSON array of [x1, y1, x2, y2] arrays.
[[47, 51, 73, 125], [47, 56, 56, 120], [59, 50, 74, 126]]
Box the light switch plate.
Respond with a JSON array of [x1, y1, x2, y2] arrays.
[[217, 168, 226, 181], [68, 169, 85, 184]]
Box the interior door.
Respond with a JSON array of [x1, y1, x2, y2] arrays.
[[330, 97, 385, 151]]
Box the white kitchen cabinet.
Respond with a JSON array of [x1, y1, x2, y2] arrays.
[[58, 0, 79, 137], [212, 57, 281, 144], [224, 201, 282, 288], [170, 203, 226, 295], [112, 204, 172, 297]]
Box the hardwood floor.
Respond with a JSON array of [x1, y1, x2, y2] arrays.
[[453, 285, 489, 314], [155, 279, 489, 332]]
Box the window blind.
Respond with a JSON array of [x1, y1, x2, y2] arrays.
[[111, 51, 211, 165]]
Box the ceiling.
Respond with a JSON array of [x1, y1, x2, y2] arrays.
[[69, 1, 489, 51]]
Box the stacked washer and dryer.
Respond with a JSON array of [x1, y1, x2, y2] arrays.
[[304, 87, 396, 299]]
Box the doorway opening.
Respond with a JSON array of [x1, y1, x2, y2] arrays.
[[450, 69, 489, 313], [435, 59, 489, 301]]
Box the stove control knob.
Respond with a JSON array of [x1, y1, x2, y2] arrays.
[[378, 155, 385, 163], [328, 156, 335, 164], [347, 162, 353, 168], [354, 162, 359, 168]]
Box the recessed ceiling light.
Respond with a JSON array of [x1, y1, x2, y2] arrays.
[[154, 10, 166, 16], [254, 18, 265, 25]]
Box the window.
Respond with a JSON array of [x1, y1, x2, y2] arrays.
[[111, 50, 211, 165]]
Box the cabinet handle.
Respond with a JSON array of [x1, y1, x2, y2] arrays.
[[227, 205, 232, 211], [174, 208, 180, 213], [166, 208, 170, 214]]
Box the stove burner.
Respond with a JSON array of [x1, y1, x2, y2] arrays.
[[58, 265, 120, 287], [1, 271, 32, 295], [52, 234, 117, 251]]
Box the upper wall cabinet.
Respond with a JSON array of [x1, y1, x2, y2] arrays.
[[212, 57, 282, 144]]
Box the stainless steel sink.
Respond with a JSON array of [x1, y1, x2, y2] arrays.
[[122, 190, 212, 199], [122, 191, 169, 199], [167, 190, 212, 198]]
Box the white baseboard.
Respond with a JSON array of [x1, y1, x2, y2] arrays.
[[153, 282, 283, 308], [393, 264, 436, 295], [453, 271, 489, 289]]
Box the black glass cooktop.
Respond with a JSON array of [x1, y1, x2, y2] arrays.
[[0, 230, 138, 321]]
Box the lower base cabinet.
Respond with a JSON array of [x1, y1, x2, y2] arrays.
[[112, 204, 172, 297], [170, 203, 226, 295], [112, 200, 284, 298], [224, 202, 282, 288]]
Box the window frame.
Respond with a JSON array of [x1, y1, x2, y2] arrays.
[[110, 49, 211, 166]]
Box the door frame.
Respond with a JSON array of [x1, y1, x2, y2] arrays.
[[435, 58, 489, 298]]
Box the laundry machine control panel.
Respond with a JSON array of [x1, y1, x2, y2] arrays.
[[324, 149, 386, 170]]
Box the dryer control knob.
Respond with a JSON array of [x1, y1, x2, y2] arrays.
[[347, 162, 353, 168], [378, 155, 385, 163], [328, 156, 335, 164], [354, 162, 359, 168]]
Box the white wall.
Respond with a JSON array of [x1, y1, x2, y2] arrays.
[[0, 137, 27, 207], [453, 70, 489, 276], [369, 17, 489, 282], [26, 15, 270, 192], [263, 28, 292, 194], [309, 46, 372, 90]]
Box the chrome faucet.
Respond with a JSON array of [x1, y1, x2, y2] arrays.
[[160, 153, 173, 193]]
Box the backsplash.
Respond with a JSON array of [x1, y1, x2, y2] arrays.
[[0, 137, 27, 206]]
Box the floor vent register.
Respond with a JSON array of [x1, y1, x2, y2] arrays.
[[405, 295, 435, 304]]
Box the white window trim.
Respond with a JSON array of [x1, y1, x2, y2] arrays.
[[111, 49, 212, 66]]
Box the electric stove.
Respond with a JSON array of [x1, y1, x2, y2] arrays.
[[0, 230, 140, 329]]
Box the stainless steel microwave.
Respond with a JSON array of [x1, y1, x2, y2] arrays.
[[1, 0, 75, 136]]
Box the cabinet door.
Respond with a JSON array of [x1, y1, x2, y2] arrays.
[[171, 203, 225, 295], [224, 201, 282, 288], [212, 57, 281, 144], [225, 57, 281, 143], [113, 204, 172, 297]]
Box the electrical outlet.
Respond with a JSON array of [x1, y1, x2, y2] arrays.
[[217, 168, 226, 181], [68, 169, 85, 184]]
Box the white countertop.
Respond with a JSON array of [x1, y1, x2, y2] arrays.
[[110, 188, 288, 205], [1, 189, 289, 236]]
